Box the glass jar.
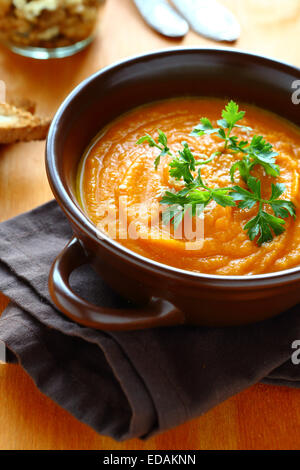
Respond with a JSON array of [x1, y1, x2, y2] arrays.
[[0, 0, 106, 59]]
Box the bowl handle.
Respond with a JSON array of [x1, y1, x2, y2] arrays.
[[48, 237, 185, 331]]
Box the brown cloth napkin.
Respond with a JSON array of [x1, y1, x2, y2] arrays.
[[0, 201, 300, 441]]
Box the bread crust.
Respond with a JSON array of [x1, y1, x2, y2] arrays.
[[0, 102, 51, 143]]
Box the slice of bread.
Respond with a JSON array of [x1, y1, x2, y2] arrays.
[[8, 97, 36, 114], [0, 102, 51, 144]]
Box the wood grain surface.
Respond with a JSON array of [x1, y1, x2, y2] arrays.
[[1, 0, 300, 450]]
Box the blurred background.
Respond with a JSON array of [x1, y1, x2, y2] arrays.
[[0, 0, 299, 115]]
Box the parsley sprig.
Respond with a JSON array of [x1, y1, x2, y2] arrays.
[[136, 134, 235, 228], [136, 101, 297, 245], [191, 100, 251, 151], [231, 176, 296, 244], [169, 142, 195, 184], [136, 129, 171, 170], [161, 168, 235, 228], [230, 135, 280, 182], [168, 142, 220, 184]]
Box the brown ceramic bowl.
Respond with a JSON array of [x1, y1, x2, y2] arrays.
[[46, 47, 300, 330]]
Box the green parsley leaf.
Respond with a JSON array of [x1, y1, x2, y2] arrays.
[[218, 128, 226, 139], [136, 129, 171, 170], [230, 136, 280, 182], [157, 129, 168, 147], [228, 136, 248, 154], [160, 191, 188, 206], [161, 205, 185, 229], [247, 135, 280, 177], [221, 100, 245, 129], [160, 168, 236, 228], [231, 177, 296, 244], [211, 189, 237, 207], [169, 142, 196, 184], [217, 119, 229, 129], [136, 134, 157, 147], [270, 200, 296, 219], [270, 182, 285, 200], [191, 101, 246, 152], [231, 186, 259, 210], [230, 156, 252, 183], [268, 183, 296, 219], [244, 211, 285, 245], [190, 117, 219, 137]]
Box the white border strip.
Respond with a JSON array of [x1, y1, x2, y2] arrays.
[[0, 340, 6, 363]]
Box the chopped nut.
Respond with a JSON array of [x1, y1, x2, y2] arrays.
[[0, 0, 105, 48]]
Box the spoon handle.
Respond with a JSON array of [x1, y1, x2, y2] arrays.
[[170, 0, 240, 42], [134, 0, 189, 38]]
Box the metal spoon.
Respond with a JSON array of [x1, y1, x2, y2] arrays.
[[134, 0, 189, 38], [170, 0, 240, 42]]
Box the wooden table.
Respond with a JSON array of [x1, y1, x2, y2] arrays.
[[1, 0, 300, 450]]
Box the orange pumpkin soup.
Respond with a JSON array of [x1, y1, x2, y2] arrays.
[[78, 98, 300, 276]]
